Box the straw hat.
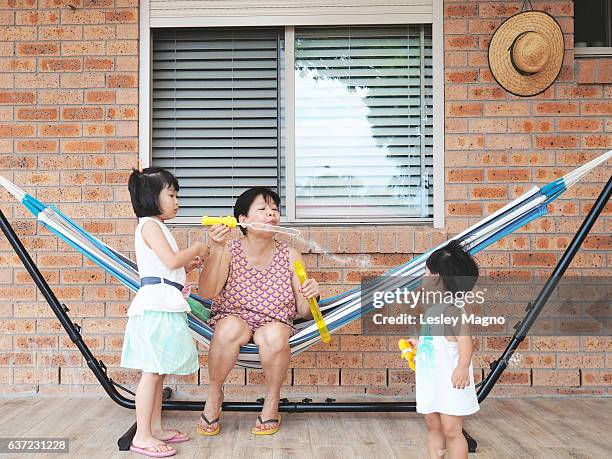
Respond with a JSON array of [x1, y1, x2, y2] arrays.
[[488, 10, 564, 97]]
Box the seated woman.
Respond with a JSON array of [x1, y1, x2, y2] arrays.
[[196, 187, 319, 436]]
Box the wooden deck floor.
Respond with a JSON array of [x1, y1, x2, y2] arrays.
[[0, 396, 610, 458]]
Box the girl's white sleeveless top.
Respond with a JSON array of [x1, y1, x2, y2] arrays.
[[127, 217, 190, 316], [415, 303, 480, 416]]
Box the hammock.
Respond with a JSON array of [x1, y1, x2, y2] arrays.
[[1, 150, 609, 369]]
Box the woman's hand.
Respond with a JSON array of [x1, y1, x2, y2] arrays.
[[451, 365, 470, 389], [300, 278, 320, 301], [208, 224, 232, 247]]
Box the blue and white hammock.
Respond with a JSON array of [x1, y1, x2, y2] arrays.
[[1, 150, 610, 368]]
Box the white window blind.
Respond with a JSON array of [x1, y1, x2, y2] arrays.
[[293, 25, 433, 219], [152, 28, 282, 218]]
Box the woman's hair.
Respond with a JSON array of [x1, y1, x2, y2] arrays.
[[425, 240, 479, 294], [234, 187, 281, 234], [128, 167, 179, 218]]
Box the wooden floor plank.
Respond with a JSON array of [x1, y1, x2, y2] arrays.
[[0, 396, 610, 458]]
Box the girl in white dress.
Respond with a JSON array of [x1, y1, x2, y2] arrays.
[[122, 167, 206, 457], [406, 241, 480, 459]]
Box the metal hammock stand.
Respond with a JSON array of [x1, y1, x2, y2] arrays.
[[0, 176, 609, 453]]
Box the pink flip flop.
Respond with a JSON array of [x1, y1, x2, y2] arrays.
[[130, 443, 176, 458], [164, 430, 190, 444]]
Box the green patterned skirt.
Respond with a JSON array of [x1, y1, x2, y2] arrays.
[[121, 310, 199, 375]]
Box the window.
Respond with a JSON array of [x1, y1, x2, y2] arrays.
[[575, 0, 612, 53], [151, 25, 434, 222]]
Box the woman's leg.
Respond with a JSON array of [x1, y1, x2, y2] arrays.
[[440, 414, 467, 459], [198, 315, 252, 432], [252, 322, 292, 431], [425, 413, 446, 459], [133, 372, 173, 453]]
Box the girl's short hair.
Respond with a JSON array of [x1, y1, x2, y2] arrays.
[[425, 240, 479, 294], [234, 187, 281, 234], [128, 167, 179, 218]]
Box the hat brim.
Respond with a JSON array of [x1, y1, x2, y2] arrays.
[[489, 11, 564, 97]]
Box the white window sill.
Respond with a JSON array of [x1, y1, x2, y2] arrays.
[[574, 47, 612, 57]]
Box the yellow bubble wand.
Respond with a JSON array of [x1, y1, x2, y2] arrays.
[[201, 215, 301, 237], [398, 338, 416, 371], [294, 261, 331, 344]]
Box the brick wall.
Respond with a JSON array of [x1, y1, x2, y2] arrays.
[[0, 0, 610, 398]]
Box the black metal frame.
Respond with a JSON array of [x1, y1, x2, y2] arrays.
[[0, 176, 609, 453]]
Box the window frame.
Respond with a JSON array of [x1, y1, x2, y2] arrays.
[[139, 1, 444, 227], [574, 0, 612, 57]]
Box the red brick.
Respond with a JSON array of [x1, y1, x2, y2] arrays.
[[40, 58, 81, 72], [446, 134, 484, 150], [484, 102, 530, 116], [447, 102, 483, 117], [444, 3, 478, 17], [39, 90, 83, 105], [106, 40, 138, 55], [83, 25, 116, 40], [16, 139, 57, 153], [583, 135, 612, 149], [447, 203, 482, 216], [39, 26, 82, 41], [61, 73, 105, 88], [485, 135, 531, 150], [86, 90, 115, 104], [84, 58, 114, 71], [479, 3, 521, 18], [470, 185, 507, 199], [532, 369, 579, 386], [61, 140, 104, 153], [0, 57, 35, 71], [60, 9, 105, 25], [596, 60, 612, 83], [62, 41, 105, 56], [508, 119, 553, 133], [582, 371, 611, 386], [556, 119, 601, 132], [469, 86, 505, 100], [446, 70, 478, 83], [468, 19, 502, 34], [62, 107, 104, 121], [497, 370, 530, 385], [294, 369, 339, 385], [17, 42, 58, 55], [105, 9, 137, 23], [0, 91, 35, 104], [0, 123, 35, 136], [108, 74, 137, 88], [39, 124, 81, 137], [447, 169, 483, 183], [106, 139, 137, 152], [535, 135, 579, 149], [341, 369, 386, 386], [535, 102, 578, 115], [512, 252, 557, 267], [487, 169, 530, 182], [15, 10, 57, 24], [107, 107, 137, 120], [16, 108, 58, 121], [576, 59, 596, 84], [445, 36, 478, 49], [84, 123, 115, 136]]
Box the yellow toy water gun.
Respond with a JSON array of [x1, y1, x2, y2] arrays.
[[201, 215, 301, 236], [294, 261, 331, 343], [398, 338, 416, 371]]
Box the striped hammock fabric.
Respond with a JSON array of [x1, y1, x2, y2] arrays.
[[0, 150, 610, 368]]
